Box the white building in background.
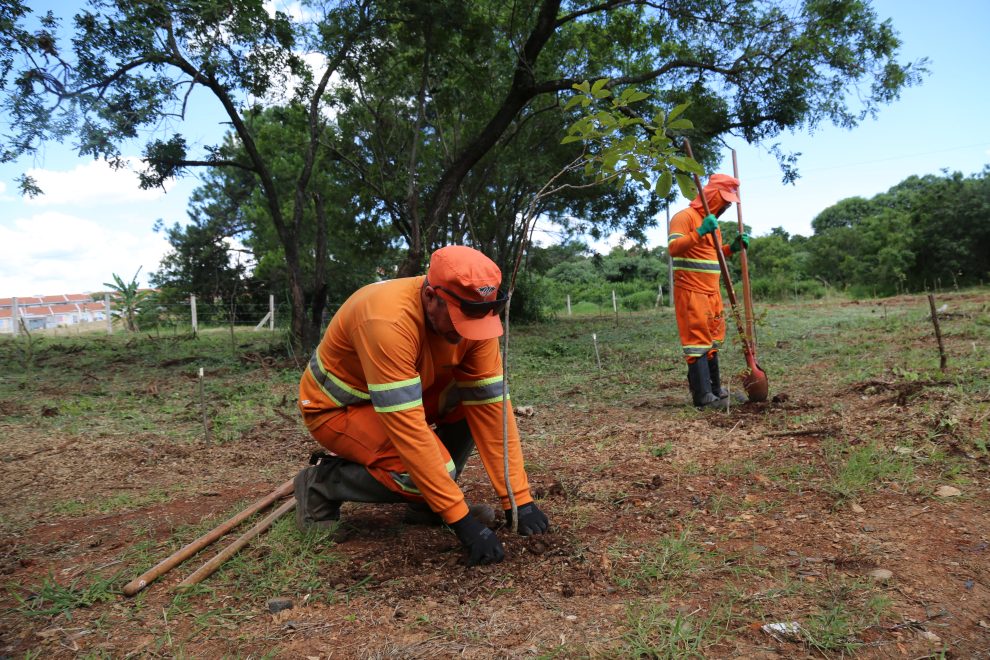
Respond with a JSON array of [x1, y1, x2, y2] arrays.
[[0, 293, 108, 334]]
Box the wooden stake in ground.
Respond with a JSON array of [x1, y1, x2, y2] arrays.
[[927, 293, 948, 371], [199, 367, 211, 446], [122, 478, 294, 596], [176, 497, 297, 590]]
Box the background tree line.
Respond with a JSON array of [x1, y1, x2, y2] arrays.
[[4, 0, 927, 345], [147, 164, 989, 326]]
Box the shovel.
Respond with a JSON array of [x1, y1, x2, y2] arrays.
[[681, 140, 769, 402]]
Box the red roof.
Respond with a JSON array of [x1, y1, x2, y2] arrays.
[[1, 293, 98, 308]]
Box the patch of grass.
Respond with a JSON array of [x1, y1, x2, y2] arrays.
[[10, 572, 119, 619], [204, 517, 345, 599], [649, 440, 674, 458], [801, 603, 864, 653], [52, 489, 172, 516], [619, 600, 729, 659], [610, 530, 704, 589], [823, 439, 915, 502]]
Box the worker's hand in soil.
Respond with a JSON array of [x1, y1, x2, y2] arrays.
[[505, 502, 549, 536], [697, 214, 719, 236], [450, 512, 505, 566], [730, 232, 750, 253]]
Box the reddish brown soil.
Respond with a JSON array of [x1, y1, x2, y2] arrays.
[[1, 299, 988, 658]]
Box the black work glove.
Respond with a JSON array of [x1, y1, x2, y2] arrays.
[[449, 513, 505, 566], [504, 502, 549, 536]]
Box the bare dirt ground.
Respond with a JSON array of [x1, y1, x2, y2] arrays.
[[1, 292, 988, 658]]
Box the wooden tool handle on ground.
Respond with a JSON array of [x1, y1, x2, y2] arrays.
[[176, 497, 297, 590], [123, 478, 294, 596]]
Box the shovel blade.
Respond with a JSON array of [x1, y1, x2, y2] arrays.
[[743, 355, 769, 403]]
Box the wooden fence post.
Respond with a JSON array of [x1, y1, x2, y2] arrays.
[[11, 297, 18, 337], [269, 294, 275, 332], [104, 293, 112, 335], [927, 293, 947, 371], [190, 295, 198, 337]]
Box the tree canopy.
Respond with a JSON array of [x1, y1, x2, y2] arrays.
[[2, 0, 926, 345]]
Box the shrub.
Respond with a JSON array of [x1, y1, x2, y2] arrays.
[[621, 290, 659, 311]]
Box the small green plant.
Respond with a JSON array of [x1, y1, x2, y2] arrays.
[[650, 441, 674, 458]]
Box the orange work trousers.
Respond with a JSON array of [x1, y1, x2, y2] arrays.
[[674, 286, 725, 363], [307, 377, 467, 501]]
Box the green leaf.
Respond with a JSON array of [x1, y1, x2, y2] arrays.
[[667, 101, 691, 122], [590, 78, 611, 99], [573, 81, 591, 94], [675, 172, 697, 199], [655, 170, 673, 197], [667, 118, 693, 130], [564, 95, 584, 111]]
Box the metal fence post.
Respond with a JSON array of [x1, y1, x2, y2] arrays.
[[269, 294, 274, 332]]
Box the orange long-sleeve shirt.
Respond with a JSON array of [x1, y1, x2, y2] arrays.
[[668, 207, 732, 294], [298, 276, 531, 523]]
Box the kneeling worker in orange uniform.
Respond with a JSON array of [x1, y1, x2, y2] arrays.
[[296, 245, 548, 566], [668, 174, 749, 410]]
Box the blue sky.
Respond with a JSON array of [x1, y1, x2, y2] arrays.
[[2, 0, 988, 297]]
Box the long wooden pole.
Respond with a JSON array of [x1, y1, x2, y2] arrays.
[[176, 498, 297, 589], [123, 478, 294, 596], [731, 150, 757, 353]]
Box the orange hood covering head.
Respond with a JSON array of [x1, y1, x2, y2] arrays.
[[689, 173, 740, 214]]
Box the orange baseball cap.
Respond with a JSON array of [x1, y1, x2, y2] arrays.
[[690, 173, 740, 212], [427, 246, 506, 340]]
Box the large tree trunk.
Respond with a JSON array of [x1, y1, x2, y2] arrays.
[[416, 0, 561, 264]]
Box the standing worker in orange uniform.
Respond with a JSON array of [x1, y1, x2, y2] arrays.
[[295, 245, 549, 566], [667, 174, 749, 409]]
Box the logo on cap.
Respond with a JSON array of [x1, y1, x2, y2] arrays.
[[476, 285, 496, 296]]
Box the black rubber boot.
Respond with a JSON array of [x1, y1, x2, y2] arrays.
[[294, 454, 405, 531], [687, 358, 728, 410], [708, 353, 729, 399]]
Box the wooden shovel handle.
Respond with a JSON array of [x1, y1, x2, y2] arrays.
[[176, 497, 297, 590], [123, 478, 294, 596], [731, 149, 757, 354]]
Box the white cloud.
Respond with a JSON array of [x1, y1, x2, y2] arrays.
[[24, 159, 164, 207], [0, 211, 171, 297]]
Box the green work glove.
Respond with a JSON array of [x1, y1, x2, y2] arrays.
[[697, 214, 719, 237], [730, 233, 750, 253]]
